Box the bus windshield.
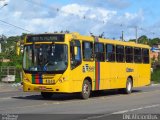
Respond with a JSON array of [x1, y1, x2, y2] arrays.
[[23, 44, 68, 73]]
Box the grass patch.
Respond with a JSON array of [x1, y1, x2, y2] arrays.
[[151, 67, 160, 83]]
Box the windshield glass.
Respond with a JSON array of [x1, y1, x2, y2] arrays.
[[23, 44, 68, 72]]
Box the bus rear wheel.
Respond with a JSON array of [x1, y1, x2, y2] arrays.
[[80, 80, 91, 99], [124, 78, 133, 94], [41, 92, 53, 99]]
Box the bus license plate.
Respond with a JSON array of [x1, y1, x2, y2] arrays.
[[46, 80, 55, 84]]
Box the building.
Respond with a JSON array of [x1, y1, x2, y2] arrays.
[[150, 43, 160, 61], [153, 43, 160, 49]]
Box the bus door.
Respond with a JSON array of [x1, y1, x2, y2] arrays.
[[94, 42, 110, 90], [69, 40, 82, 92]]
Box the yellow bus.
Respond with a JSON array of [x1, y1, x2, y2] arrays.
[[22, 32, 151, 99]]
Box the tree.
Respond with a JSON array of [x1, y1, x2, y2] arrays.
[[148, 38, 160, 46], [138, 35, 149, 44], [129, 39, 136, 42], [21, 33, 28, 40]]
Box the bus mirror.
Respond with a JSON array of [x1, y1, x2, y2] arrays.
[[74, 47, 78, 56]]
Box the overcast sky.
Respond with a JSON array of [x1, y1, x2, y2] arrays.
[[0, 0, 160, 40]]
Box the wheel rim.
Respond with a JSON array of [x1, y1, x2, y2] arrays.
[[83, 83, 89, 94], [127, 81, 132, 92]]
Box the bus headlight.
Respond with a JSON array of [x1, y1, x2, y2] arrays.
[[59, 79, 63, 83], [59, 77, 67, 83]]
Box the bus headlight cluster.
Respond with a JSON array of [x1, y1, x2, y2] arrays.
[[59, 77, 67, 83]]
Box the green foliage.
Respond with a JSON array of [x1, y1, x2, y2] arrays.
[[129, 35, 160, 46], [148, 38, 160, 46], [21, 33, 28, 40], [0, 53, 22, 81], [129, 39, 136, 42], [138, 35, 149, 44], [7, 36, 21, 42], [0, 34, 24, 83], [151, 67, 160, 83]]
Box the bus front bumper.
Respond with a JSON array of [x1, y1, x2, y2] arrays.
[[23, 81, 71, 93]]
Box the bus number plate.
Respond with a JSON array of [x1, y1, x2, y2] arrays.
[[46, 80, 55, 84]]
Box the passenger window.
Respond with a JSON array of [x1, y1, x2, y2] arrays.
[[125, 46, 133, 63], [70, 40, 81, 69], [106, 44, 115, 62], [134, 47, 142, 63], [82, 41, 93, 61], [116, 45, 125, 62], [94, 43, 105, 62], [142, 48, 149, 64]]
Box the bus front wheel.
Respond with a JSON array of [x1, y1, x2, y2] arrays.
[[41, 92, 53, 99], [80, 80, 91, 99]]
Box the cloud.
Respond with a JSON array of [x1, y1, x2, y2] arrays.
[[81, 0, 131, 9], [60, 4, 117, 22], [0, 0, 147, 40], [105, 0, 131, 9], [0, 0, 9, 6], [61, 4, 89, 17], [13, 11, 22, 18]]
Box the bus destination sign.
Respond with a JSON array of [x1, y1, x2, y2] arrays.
[[26, 34, 65, 42]]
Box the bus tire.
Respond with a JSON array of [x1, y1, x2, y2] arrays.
[[41, 92, 53, 99], [124, 78, 133, 94], [80, 80, 91, 99]]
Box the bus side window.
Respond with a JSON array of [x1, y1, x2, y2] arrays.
[[116, 45, 125, 62], [70, 40, 82, 69], [82, 41, 93, 61], [106, 44, 115, 62], [142, 48, 149, 64], [125, 46, 133, 63], [134, 47, 142, 63], [94, 43, 105, 62]]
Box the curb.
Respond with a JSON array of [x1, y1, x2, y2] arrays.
[[0, 82, 23, 92], [151, 83, 160, 86]]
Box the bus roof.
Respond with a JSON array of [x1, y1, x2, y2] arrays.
[[25, 32, 150, 49], [67, 32, 150, 49]]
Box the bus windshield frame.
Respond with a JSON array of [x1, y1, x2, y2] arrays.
[[23, 43, 68, 74]]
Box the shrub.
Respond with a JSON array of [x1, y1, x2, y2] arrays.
[[151, 67, 160, 83]]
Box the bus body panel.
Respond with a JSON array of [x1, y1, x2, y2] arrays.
[[99, 62, 110, 90], [23, 32, 151, 95]]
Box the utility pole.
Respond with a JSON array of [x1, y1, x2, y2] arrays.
[[135, 26, 138, 43], [121, 31, 124, 41]]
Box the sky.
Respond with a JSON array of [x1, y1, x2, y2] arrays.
[[0, 0, 160, 40]]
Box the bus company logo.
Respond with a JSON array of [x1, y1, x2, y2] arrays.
[[83, 64, 94, 72], [126, 68, 134, 72]]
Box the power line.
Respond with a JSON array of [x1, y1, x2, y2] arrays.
[[24, 0, 160, 39], [0, 19, 31, 32]]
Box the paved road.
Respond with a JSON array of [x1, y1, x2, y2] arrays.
[[0, 84, 160, 120]]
